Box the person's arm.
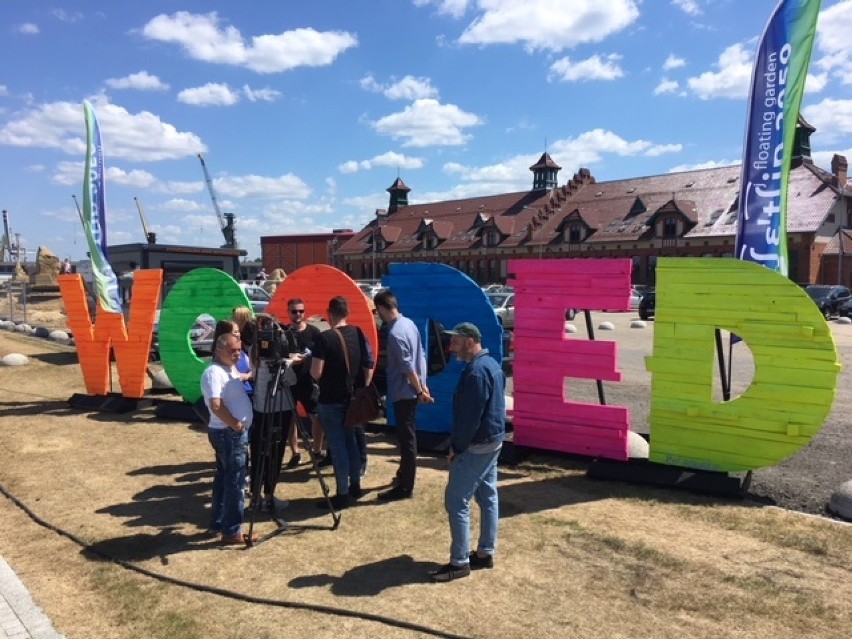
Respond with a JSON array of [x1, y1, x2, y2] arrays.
[[310, 357, 324, 381], [450, 371, 489, 456], [390, 332, 432, 401], [209, 397, 247, 432]]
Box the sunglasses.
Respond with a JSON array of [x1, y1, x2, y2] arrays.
[[289, 309, 305, 315]]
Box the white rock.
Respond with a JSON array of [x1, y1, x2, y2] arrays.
[[598, 321, 615, 331], [565, 323, 578, 334], [628, 431, 650, 459], [828, 479, 852, 521], [1, 353, 29, 366], [49, 330, 70, 341], [836, 317, 852, 325], [630, 320, 648, 329], [13, 323, 29, 333]]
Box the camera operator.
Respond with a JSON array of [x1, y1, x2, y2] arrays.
[[283, 298, 322, 468], [250, 313, 298, 512]]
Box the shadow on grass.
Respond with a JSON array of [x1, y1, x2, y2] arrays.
[[28, 351, 79, 366], [82, 528, 221, 564], [289, 554, 438, 595], [0, 399, 76, 418]]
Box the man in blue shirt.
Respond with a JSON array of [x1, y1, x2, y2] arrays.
[[373, 289, 433, 501], [431, 322, 505, 582]]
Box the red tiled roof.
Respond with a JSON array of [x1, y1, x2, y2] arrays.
[[335, 161, 840, 255]]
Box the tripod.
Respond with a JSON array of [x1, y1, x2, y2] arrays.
[[245, 361, 341, 548]]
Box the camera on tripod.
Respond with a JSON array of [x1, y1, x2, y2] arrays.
[[256, 314, 297, 364]]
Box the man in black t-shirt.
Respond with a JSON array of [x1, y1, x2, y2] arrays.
[[283, 298, 322, 467], [310, 296, 373, 510]]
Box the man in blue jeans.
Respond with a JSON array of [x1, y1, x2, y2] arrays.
[[431, 322, 506, 582], [201, 333, 256, 544]]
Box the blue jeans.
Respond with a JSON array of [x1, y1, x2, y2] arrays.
[[445, 448, 501, 566], [318, 403, 361, 495], [208, 428, 249, 537]]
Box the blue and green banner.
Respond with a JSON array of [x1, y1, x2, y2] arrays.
[[736, 0, 820, 277], [81, 100, 122, 313]]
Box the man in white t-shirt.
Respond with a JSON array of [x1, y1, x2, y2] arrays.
[[201, 333, 255, 544]]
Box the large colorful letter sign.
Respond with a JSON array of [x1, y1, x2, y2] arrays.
[[266, 264, 378, 362], [58, 270, 162, 398], [509, 259, 632, 461], [384, 262, 503, 434], [158, 269, 252, 403], [647, 258, 840, 471]]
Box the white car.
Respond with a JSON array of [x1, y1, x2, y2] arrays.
[[488, 292, 515, 329], [239, 283, 271, 313]]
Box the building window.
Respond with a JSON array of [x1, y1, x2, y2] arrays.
[[564, 224, 583, 243], [662, 217, 678, 238], [483, 229, 501, 247], [423, 234, 438, 250]]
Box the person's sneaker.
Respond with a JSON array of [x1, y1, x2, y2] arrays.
[[349, 483, 363, 500], [430, 562, 471, 583], [316, 494, 350, 511], [377, 486, 412, 502], [317, 453, 333, 468], [285, 452, 302, 469], [468, 552, 494, 570]]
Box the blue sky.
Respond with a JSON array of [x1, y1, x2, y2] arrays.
[[1, 0, 851, 262]]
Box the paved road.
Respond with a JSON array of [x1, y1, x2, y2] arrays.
[[0, 557, 64, 639]]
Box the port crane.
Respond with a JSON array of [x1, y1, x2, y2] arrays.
[[133, 197, 157, 244], [197, 153, 237, 249]]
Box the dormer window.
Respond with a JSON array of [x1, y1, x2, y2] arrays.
[[483, 229, 501, 247], [563, 224, 583, 243], [660, 217, 678, 238], [423, 234, 439, 250], [374, 235, 387, 251]]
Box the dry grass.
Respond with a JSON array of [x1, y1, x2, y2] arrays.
[[0, 331, 850, 639]]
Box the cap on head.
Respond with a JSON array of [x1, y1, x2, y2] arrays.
[[445, 322, 481, 342]]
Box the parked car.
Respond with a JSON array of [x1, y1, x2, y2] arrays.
[[638, 290, 656, 321], [629, 286, 644, 310], [488, 292, 515, 328], [239, 283, 271, 313], [150, 312, 217, 361], [838, 297, 852, 319], [804, 285, 851, 319]]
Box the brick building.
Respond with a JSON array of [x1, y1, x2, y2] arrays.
[[260, 229, 355, 275], [335, 121, 852, 287]]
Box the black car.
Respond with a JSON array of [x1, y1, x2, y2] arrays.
[[804, 285, 852, 319], [638, 290, 656, 321], [838, 297, 852, 320]]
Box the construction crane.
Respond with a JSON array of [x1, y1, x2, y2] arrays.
[[1, 209, 23, 263], [197, 153, 238, 249], [133, 197, 157, 244]]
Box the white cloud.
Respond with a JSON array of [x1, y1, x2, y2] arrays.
[[242, 85, 282, 102], [672, 0, 701, 16], [142, 12, 358, 74], [338, 151, 425, 174], [548, 54, 624, 82], [663, 54, 686, 71], [177, 82, 241, 106], [0, 96, 206, 161], [52, 9, 83, 23], [814, 0, 852, 85], [668, 159, 737, 172], [686, 42, 752, 100], [106, 71, 170, 91], [360, 75, 439, 100], [551, 129, 682, 164], [161, 198, 204, 212], [806, 72, 828, 94], [654, 78, 679, 95], [0, 85, 7, 96], [155, 180, 204, 195], [803, 98, 852, 142], [25, 164, 45, 173], [412, 0, 472, 19], [457, 0, 640, 52], [52, 161, 157, 188], [213, 174, 311, 199], [371, 98, 482, 147], [18, 23, 39, 35]]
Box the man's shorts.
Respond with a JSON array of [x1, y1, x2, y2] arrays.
[[291, 381, 318, 415]]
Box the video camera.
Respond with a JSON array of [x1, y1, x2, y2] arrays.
[[256, 315, 297, 363]]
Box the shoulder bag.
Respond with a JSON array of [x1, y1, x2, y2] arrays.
[[335, 328, 382, 429]]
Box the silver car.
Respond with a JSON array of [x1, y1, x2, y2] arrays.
[[488, 292, 514, 329]]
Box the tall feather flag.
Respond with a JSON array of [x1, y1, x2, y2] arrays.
[[81, 100, 122, 313], [735, 0, 821, 276]]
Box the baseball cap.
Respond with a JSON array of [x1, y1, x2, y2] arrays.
[[445, 322, 482, 342]]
